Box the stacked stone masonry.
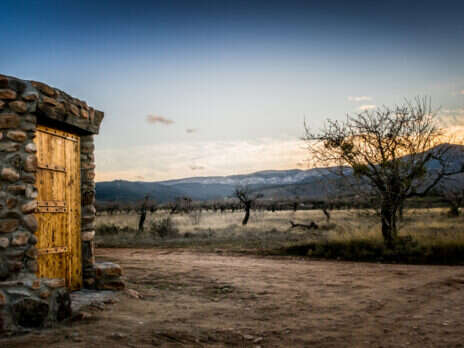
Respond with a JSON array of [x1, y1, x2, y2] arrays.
[[0, 74, 120, 334]]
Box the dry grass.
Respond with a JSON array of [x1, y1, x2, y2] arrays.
[[96, 207, 464, 251]]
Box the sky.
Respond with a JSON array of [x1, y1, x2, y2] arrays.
[[2, 0, 464, 182]]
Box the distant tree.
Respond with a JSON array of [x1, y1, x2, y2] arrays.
[[439, 175, 464, 217], [304, 98, 464, 247], [235, 186, 263, 225], [135, 195, 150, 238]]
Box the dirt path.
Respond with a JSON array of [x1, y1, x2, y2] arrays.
[[3, 248, 464, 347]]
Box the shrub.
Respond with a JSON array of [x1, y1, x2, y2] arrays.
[[149, 217, 179, 239]]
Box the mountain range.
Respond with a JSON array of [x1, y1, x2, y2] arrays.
[[96, 144, 464, 203]]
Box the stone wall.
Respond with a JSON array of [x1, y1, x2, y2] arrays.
[[0, 74, 107, 333]]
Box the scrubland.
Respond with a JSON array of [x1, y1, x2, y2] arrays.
[[96, 208, 464, 264]]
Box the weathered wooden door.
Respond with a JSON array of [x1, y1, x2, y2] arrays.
[[34, 125, 82, 290]]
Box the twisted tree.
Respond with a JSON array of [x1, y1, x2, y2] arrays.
[[304, 98, 464, 247]]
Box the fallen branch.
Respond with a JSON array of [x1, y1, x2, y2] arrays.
[[289, 220, 319, 230]]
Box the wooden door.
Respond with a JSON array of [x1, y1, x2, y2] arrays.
[[34, 125, 82, 290]]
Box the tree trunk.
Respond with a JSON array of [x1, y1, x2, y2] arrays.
[[380, 201, 397, 248], [242, 205, 250, 225]]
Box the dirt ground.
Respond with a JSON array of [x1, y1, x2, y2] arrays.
[[2, 248, 464, 348]]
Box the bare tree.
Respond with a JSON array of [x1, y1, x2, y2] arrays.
[[304, 98, 464, 247], [133, 195, 150, 239], [235, 186, 262, 225], [438, 175, 464, 217]]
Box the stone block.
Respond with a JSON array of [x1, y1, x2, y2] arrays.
[[21, 200, 37, 214], [0, 238, 9, 249], [1, 168, 20, 182], [0, 89, 16, 100], [0, 100, 4, 109], [0, 219, 19, 233], [22, 214, 38, 233], [44, 278, 65, 289], [0, 142, 20, 152], [31, 81, 55, 97], [6, 130, 27, 142], [8, 101, 27, 113], [11, 231, 30, 246], [11, 298, 49, 328], [25, 142, 37, 153], [24, 154, 37, 172], [0, 113, 20, 128], [95, 279, 125, 291], [82, 231, 95, 241], [95, 262, 122, 278]]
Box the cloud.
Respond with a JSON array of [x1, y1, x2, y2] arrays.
[[190, 165, 205, 170], [95, 137, 308, 182], [146, 114, 174, 125], [135, 175, 145, 180], [438, 108, 464, 127], [186, 128, 197, 134], [348, 96, 372, 102], [358, 104, 377, 111], [460, 90, 464, 95]]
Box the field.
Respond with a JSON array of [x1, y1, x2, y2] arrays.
[[3, 208, 464, 347], [95, 208, 464, 263], [3, 248, 464, 347]]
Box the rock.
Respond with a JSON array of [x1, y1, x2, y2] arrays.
[[44, 278, 65, 289], [26, 260, 37, 273], [11, 298, 49, 328], [95, 262, 122, 278], [8, 184, 26, 194], [41, 95, 59, 106], [95, 279, 125, 291], [25, 142, 37, 153], [0, 219, 19, 233], [24, 155, 37, 172], [25, 246, 38, 259], [6, 197, 17, 209], [82, 231, 95, 241], [0, 100, 4, 109], [31, 81, 55, 97], [28, 234, 37, 245], [53, 288, 72, 321], [39, 289, 50, 299], [22, 91, 38, 101], [25, 184, 37, 199], [0, 142, 20, 152], [0, 238, 9, 248], [0, 290, 6, 305], [125, 288, 142, 299], [22, 214, 38, 232], [21, 200, 37, 214], [11, 231, 30, 246], [0, 113, 20, 128], [0, 260, 9, 280], [1, 168, 20, 182], [0, 89, 16, 100], [8, 101, 27, 113], [6, 130, 27, 142], [7, 260, 23, 273], [68, 104, 80, 116]]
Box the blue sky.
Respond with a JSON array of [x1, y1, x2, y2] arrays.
[[2, 0, 464, 181]]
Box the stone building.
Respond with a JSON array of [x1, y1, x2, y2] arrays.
[[0, 74, 122, 333]]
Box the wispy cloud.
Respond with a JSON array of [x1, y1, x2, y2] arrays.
[[358, 104, 377, 111], [438, 108, 464, 127], [146, 114, 174, 125], [186, 128, 197, 134], [348, 96, 372, 102], [190, 165, 205, 170]]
